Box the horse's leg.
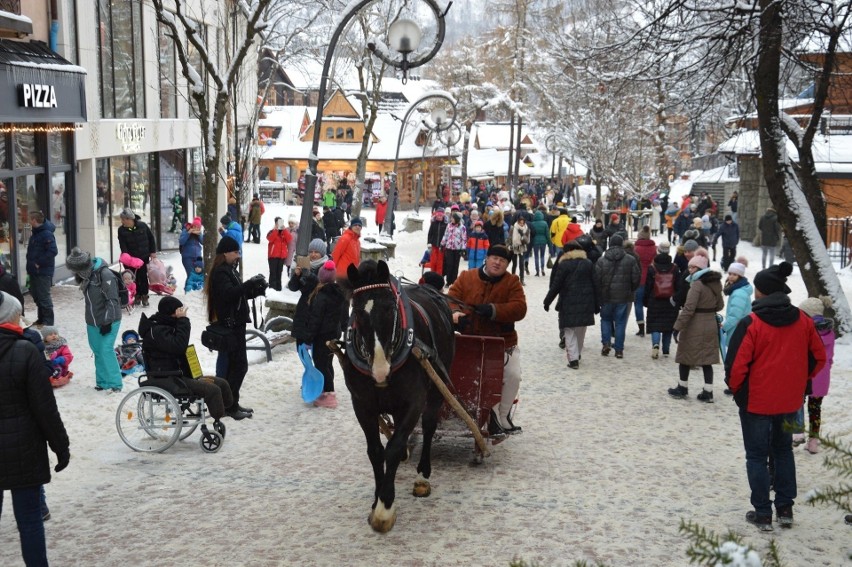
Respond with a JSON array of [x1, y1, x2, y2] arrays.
[[371, 406, 421, 533], [414, 385, 443, 497], [351, 403, 385, 515]]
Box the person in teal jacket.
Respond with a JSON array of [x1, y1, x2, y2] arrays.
[[721, 259, 753, 355], [65, 248, 123, 391], [530, 209, 550, 276]]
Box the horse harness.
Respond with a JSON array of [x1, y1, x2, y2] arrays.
[[345, 276, 449, 383]]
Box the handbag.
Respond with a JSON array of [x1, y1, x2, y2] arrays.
[[546, 256, 554, 269], [201, 320, 239, 352]]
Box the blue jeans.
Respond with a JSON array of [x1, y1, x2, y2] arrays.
[[532, 245, 546, 274], [600, 303, 630, 351], [651, 331, 672, 354], [739, 410, 798, 517], [0, 486, 49, 566], [29, 274, 54, 325], [633, 286, 645, 323]]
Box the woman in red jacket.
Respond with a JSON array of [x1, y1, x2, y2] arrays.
[[266, 217, 292, 291], [375, 195, 388, 232], [332, 217, 362, 278]]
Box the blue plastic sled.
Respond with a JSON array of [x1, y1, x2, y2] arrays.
[[298, 343, 324, 403]]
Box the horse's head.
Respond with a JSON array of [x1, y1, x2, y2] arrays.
[[348, 260, 401, 385]]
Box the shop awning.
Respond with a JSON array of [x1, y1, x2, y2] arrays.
[[0, 39, 86, 123]]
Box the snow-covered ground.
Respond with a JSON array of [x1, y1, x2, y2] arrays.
[[2, 204, 850, 566]]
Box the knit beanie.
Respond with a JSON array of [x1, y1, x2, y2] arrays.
[[753, 261, 793, 295], [0, 291, 22, 324], [657, 241, 671, 255], [609, 234, 624, 248], [158, 296, 183, 316], [119, 208, 135, 220], [349, 217, 363, 227], [688, 254, 708, 269], [66, 247, 93, 273], [192, 216, 202, 227], [727, 262, 746, 277], [308, 238, 327, 255], [318, 260, 336, 284], [40, 325, 59, 339], [638, 225, 651, 239], [216, 236, 240, 254], [799, 296, 831, 318], [683, 240, 699, 253]]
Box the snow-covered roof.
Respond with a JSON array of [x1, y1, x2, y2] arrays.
[[692, 165, 737, 183], [472, 123, 537, 151], [718, 129, 852, 175]]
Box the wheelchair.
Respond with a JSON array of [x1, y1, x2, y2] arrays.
[[115, 371, 226, 453]]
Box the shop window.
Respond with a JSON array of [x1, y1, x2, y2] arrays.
[[14, 131, 37, 169], [0, 178, 11, 275], [50, 172, 69, 264], [49, 132, 70, 165], [326, 127, 334, 139], [97, 0, 145, 119], [336, 127, 344, 139], [158, 22, 178, 119], [346, 128, 355, 139], [0, 129, 6, 169]]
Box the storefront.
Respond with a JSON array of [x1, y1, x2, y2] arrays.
[[0, 39, 86, 288]]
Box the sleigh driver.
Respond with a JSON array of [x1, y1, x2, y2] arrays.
[[447, 244, 527, 436]]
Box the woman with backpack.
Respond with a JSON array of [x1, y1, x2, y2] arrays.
[[643, 242, 680, 360]]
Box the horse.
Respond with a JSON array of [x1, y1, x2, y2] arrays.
[[342, 260, 455, 533]]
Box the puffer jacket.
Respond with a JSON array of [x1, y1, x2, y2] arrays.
[[26, 220, 58, 277], [117, 216, 157, 261], [81, 258, 123, 327], [633, 238, 657, 285], [139, 312, 192, 377], [427, 216, 448, 248], [560, 222, 584, 246], [725, 293, 825, 414], [0, 324, 69, 490], [722, 278, 753, 347], [758, 210, 782, 247], [288, 260, 323, 343], [543, 249, 597, 328], [441, 222, 468, 251], [267, 228, 293, 259], [714, 221, 739, 249], [530, 211, 549, 246], [209, 261, 260, 327], [673, 269, 724, 366], [0, 265, 25, 317], [643, 256, 680, 333], [549, 213, 570, 247], [593, 245, 640, 304], [809, 316, 834, 397], [179, 228, 203, 261], [331, 228, 361, 277], [305, 282, 349, 343]]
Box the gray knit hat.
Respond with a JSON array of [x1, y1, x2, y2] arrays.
[[66, 247, 93, 273], [40, 325, 59, 339], [683, 240, 699, 253], [308, 238, 327, 255], [119, 208, 135, 220], [0, 291, 22, 324]]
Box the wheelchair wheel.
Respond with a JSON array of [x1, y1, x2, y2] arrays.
[[178, 401, 203, 440], [214, 420, 226, 439], [116, 387, 183, 453], [200, 427, 223, 453]]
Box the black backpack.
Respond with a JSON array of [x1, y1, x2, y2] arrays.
[[100, 266, 130, 307]]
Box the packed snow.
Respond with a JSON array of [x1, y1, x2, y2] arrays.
[[1, 203, 850, 566]]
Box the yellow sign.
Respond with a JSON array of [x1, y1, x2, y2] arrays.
[[185, 345, 203, 379]]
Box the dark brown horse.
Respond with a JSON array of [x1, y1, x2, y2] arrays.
[[343, 260, 455, 532]]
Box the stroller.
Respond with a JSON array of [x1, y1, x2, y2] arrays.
[[119, 253, 142, 313], [115, 330, 145, 376]]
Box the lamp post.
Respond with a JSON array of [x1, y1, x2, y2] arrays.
[[295, 0, 452, 262], [383, 93, 457, 237]]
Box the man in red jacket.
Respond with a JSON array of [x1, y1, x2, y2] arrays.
[[725, 262, 826, 532]]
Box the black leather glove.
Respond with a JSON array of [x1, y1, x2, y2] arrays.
[[99, 324, 111, 336], [543, 303, 550, 312], [54, 451, 70, 473], [472, 304, 494, 319]]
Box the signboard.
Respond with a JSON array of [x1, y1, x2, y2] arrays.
[[19, 84, 57, 108], [116, 122, 147, 153], [185, 345, 203, 379]]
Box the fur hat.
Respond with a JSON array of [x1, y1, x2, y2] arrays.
[[66, 247, 93, 273], [688, 254, 709, 269], [609, 234, 624, 248], [657, 241, 671, 255], [158, 296, 183, 316], [119, 208, 135, 220], [308, 238, 327, 255], [486, 244, 511, 261], [318, 260, 336, 284], [683, 239, 699, 253], [754, 262, 793, 295], [216, 236, 240, 254], [799, 296, 831, 318], [40, 325, 59, 339], [0, 291, 22, 324]]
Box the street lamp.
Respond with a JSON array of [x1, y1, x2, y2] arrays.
[[295, 0, 452, 261], [383, 92, 457, 237]]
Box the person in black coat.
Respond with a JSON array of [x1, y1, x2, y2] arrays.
[[304, 261, 349, 408], [322, 206, 340, 246], [288, 239, 328, 346], [140, 296, 249, 420], [643, 252, 681, 358], [205, 236, 266, 413], [0, 262, 25, 318], [0, 291, 69, 565], [117, 208, 158, 306], [543, 242, 597, 369]]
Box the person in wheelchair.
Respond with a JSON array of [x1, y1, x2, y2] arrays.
[[139, 296, 251, 421]]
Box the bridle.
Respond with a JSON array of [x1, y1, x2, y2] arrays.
[[345, 276, 415, 379]]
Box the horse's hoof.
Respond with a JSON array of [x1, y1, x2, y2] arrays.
[[412, 479, 431, 497], [368, 502, 397, 533]]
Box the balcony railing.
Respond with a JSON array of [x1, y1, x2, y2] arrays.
[[0, 0, 20, 16]]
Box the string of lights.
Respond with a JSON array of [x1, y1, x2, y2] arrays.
[[0, 124, 83, 134]]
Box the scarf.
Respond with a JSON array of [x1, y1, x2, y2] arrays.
[[310, 254, 329, 272], [44, 336, 68, 356], [724, 277, 750, 296]]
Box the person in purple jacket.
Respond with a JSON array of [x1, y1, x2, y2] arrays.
[[793, 296, 835, 454]]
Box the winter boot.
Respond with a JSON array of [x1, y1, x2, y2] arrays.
[[697, 389, 714, 403], [141, 294, 150, 307], [314, 392, 338, 409], [776, 506, 793, 528], [746, 511, 773, 532], [792, 433, 806, 446], [805, 438, 820, 454], [568, 360, 579, 369], [601, 344, 611, 356], [635, 322, 645, 337], [668, 384, 688, 399], [651, 344, 660, 359]]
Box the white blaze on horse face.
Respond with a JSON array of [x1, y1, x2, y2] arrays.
[[363, 299, 374, 314], [372, 331, 391, 383]]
